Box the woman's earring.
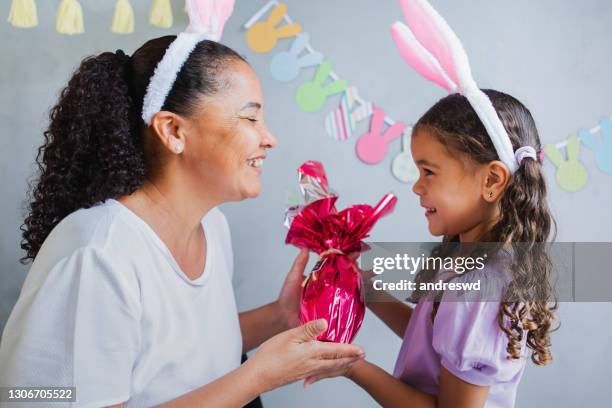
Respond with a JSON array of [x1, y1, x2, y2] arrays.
[[172, 140, 184, 154], [488, 191, 494, 199]]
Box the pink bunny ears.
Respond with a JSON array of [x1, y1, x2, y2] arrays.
[[390, 0, 535, 173], [142, 0, 235, 125]]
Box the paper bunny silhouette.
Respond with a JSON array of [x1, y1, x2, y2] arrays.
[[544, 134, 588, 192], [356, 106, 405, 164], [390, 0, 518, 173], [295, 60, 348, 113], [325, 87, 373, 141], [246, 3, 301, 53], [579, 117, 612, 174], [392, 131, 419, 183], [270, 32, 324, 82]]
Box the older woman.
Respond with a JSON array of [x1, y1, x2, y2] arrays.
[[0, 36, 364, 407]]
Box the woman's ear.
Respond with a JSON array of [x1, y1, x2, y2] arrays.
[[150, 110, 186, 155], [482, 160, 511, 202]]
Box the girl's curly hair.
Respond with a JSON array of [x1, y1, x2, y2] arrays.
[[20, 36, 245, 263], [409, 90, 558, 366]]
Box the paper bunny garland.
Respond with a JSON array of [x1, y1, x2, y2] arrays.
[[544, 135, 588, 192], [246, 3, 301, 53], [356, 106, 406, 165], [142, 0, 235, 125], [325, 87, 373, 141], [392, 131, 420, 183], [296, 60, 348, 112], [580, 118, 612, 174], [270, 32, 324, 82], [243, 1, 610, 190]]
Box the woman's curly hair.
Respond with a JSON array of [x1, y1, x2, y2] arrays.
[[21, 36, 245, 263], [409, 90, 558, 366]]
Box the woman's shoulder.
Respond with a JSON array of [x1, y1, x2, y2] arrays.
[[35, 199, 138, 266]]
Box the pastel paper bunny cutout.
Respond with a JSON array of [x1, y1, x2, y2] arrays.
[[325, 87, 373, 141], [392, 131, 419, 183], [390, 0, 518, 172], [356, 106, 406, 164], [295, 60, 348, 113], [579, 117, 612, 174], [544, 134, 588, 192], [246, 3, 301, 53], [270, 32, 324, 82]]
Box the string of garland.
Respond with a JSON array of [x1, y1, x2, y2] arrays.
[[244, 0, 611, 192], [7, 0, 175, 34]]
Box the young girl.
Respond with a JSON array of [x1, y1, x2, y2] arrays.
[[304, 1, 557, 406], [332, 89, 557, 408]]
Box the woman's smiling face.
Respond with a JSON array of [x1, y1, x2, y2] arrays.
[[180, 59, 277, 202], [410, 128, 489, 238]]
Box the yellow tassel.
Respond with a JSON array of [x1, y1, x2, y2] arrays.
[[111, 0, 134, 34], [150, 0, 173, 29], [56, 0, 84, 35], [7, 0, 38, 28]]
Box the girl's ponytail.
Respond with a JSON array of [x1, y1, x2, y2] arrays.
[[494, 153, 558, 365], [20, 50, 146, 263]]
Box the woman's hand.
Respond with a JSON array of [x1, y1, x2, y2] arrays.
[[277, 248, 309, 329], [243, 318, 366, 393]]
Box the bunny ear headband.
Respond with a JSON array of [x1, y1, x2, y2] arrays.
[[141, 0, 235, 126], [390, 0, 537, 173]]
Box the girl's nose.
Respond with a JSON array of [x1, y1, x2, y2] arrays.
[[412, 177, 425, 196]]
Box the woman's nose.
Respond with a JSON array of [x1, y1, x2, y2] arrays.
[[261, 126, 278, 149]]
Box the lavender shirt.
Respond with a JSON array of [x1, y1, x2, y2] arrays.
[[393, 255, 528, 408]]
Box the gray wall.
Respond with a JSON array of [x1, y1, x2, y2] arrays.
[[1, 1, 611, 406]]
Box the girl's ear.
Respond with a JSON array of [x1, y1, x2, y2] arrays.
[[482, 160, 511, 202], [150, 110, 187, 155]]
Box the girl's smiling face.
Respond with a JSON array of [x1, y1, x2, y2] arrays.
[[410, 128, 506, 242]]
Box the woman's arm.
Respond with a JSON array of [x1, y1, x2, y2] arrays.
[[344, 361, 489, 408], [239, 249, 309, 352], [239, 301, 287, 353], [108, 319, 365, 408]]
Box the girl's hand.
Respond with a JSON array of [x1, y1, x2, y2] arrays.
[[303, 355, 367, 387], [277, 248, 309, 329], [245, 319, 366, 392]]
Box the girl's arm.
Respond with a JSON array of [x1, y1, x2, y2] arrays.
[[359, 264, 413, 338], [365, 289, 413, 338], [348, 360, 435, 408], [346, 361, 489, 408]]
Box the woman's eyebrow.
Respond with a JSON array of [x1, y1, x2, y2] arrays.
[[416, 159, 439, 169], [239, 102, 262, 112]]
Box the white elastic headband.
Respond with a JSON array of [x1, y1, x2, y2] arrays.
[[141, 0, 235, 125], [391, 0, 537, 172]]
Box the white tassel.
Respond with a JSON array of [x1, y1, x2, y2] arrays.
[[150, 0, 173, 29], [56, 0, 84, 35], [111, 0, 135, 34], [8, 0, 38, 28]]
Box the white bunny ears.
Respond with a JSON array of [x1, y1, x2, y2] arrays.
[[141, 0, 235, 125], [390, 0, 536, 173]]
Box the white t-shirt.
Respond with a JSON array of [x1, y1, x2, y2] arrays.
[[0, 199, 242, 407]]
